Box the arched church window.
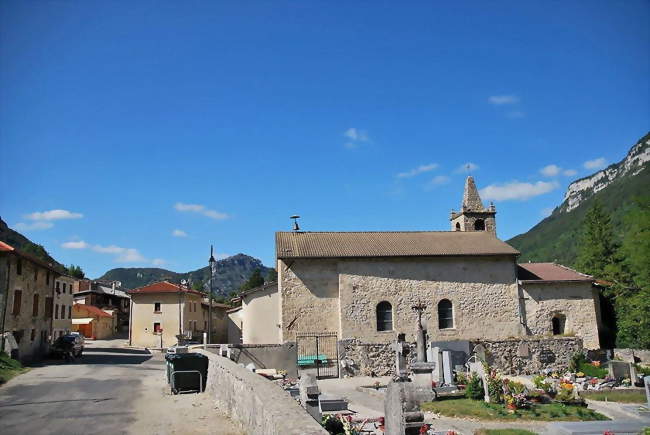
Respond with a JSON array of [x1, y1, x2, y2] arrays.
[[455, 223, 461, 231], [474, 219, 485, 231], [376, 301, 393, 331], [438, 299, 454, 329], [552, 314, 566, 335]]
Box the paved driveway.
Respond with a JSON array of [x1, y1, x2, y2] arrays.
[[0, 338, 240, 435]]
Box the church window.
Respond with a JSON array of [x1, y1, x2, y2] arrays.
[[376, 301, 393, 331], [474, 219, 485, 231], [455, 223, 461, 231], [552, 314, 566, 335], [438, 299, 454, 329]]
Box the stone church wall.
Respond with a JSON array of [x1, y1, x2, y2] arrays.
[[337, 256, 522, 344], [470, 336, 583, 375], [278, 259, 340, 342], [520, 282, 600, 349]]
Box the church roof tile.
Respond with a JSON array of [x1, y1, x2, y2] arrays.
[[276, 231, 519, 259]]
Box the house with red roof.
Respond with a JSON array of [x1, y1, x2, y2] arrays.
[[72, 303, 114, 340], [0, 241, 62, 362], [128, 281, 229, 348]]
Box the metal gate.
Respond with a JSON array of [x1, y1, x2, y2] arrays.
[[296, 332, 339, 379]]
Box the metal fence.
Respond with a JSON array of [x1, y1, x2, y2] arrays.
[[296, 332, 339, 379]]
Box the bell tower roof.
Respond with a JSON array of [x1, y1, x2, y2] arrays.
[[462, 176, 485, 211]]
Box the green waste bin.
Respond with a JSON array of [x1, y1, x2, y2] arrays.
[[166, 352, 208, 394]]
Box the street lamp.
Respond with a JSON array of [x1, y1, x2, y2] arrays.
[[208, 245, 216, 344]]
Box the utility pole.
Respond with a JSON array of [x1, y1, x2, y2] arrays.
[[208, 246, 216, 344]]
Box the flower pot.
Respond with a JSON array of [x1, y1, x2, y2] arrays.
[[506, 403, 517, 411]]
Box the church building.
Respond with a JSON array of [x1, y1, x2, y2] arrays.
[[240, 177, 601, 361]]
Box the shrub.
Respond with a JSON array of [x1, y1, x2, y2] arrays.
[[465, 372, 485, 400], [569, 352, 586, 372], [508, 380, 526, 395]]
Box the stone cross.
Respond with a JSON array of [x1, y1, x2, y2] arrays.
[[411, 300, 427, 363], [393, 336, 410, 379]]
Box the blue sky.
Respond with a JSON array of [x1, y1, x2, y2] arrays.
[[1, 1, 648, 278]]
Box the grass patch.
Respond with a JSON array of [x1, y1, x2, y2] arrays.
[[0, 352, 28, 385], [420, 397, 609, 421], [474, 430, 537, 435], [577, 362, 608, 379], [581, 390, 646, 403]]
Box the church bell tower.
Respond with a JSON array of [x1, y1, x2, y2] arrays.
[[450, 176, 497, 235]]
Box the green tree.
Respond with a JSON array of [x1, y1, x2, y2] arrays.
[[575, 200, 620, 278], [239, 269, 264, 292], [266, 268, 277, 282], [67, 264, 85, 279], [613, 196, 650, 348], [192, 280, 205, 293]]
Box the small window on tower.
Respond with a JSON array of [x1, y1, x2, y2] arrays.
[[455, 222, 461, 231], [474, 219, 485, 231]]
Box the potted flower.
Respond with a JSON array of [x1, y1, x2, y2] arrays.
[[505, 394, 517, 412]]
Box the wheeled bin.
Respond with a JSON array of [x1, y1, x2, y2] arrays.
[[165, 352, 208, 394]]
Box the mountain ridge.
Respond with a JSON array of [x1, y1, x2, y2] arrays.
[[507, 132, 650, 264]]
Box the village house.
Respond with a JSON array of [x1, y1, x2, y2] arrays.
[[228, 282, 279, 344], [72, 304, 114, 339], [73, 279, 130, 333], [128, 281, 229, 348], [52, 275, 76, 339], [0, 241, 60, 362], [233, 177, 601, 376]]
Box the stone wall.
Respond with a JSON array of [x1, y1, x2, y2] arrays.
[[338, 256, 522, 343], [520, 281, 600, 349], [470, 337, 583, 375], [199, 350, 326, 435], [338, 339, 396, 376], [227, 342, 298, 377], [279, 259, 340, 342]]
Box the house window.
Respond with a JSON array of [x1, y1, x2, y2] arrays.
[[56, 281, 60, 293], [552, 314, 566, 335], [438, 299, 454, 329], [46, 271, 50, 285], [68, 306, 72, 319], [204, 320, 207, 331], [62, 283, 67, 293], [32, 294, 39, 317], [55, 304, 59, 319], [44, 297, 53, 318], [16, 259, 22, 275], [61, 305, 66, 319], [154, 302, 161, 313], [153, 322, 162, 333], [30, 329, 36, 341], [474, 219, 485, 231], [376, 301, 393, 331], [12, 290, 22, 315], [34, 268, 38, 281]]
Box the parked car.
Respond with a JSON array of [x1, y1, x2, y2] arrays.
[[68, 331, 86, 345], [51, 334, 84, 360]]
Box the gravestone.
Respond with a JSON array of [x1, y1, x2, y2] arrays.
[[468, 361, 490, 403], [394, 337, 410, 380], [608, 360, 636, 380], [384, 381, 426, 435], [299, 373, 321, 421], [442, 351, 454, 385], [473, 344, 487, 362], [644, 376, 650, 409], [516, 341, 530, 358], [538, 348, 556, 364]]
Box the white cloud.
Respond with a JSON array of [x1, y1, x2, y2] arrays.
[[397, 163, 439, 178], [152, 258, 167, 266], [14, 221, 54, 231], [540, 164, 561, 177], [480, 180, 559, 201], [563, 169, 578, 177], [488, 95, 520, 105], [583, 157, 607, 170], [425, 175, 450, 190], [61, 240, 150, 264], [343, 127, 369, 142], [26, 209, 83, 221], [172, 229, 188, 237], [343, 127, 369, 149], [174, 202, 229, 220], [61, 240, 89, 249], [455, 162, 479, 173]]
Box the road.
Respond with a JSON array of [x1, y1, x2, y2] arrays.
[[0, 338, 241, 435]]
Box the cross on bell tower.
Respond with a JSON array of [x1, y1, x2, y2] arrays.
[[449, 176, 497, 235]]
